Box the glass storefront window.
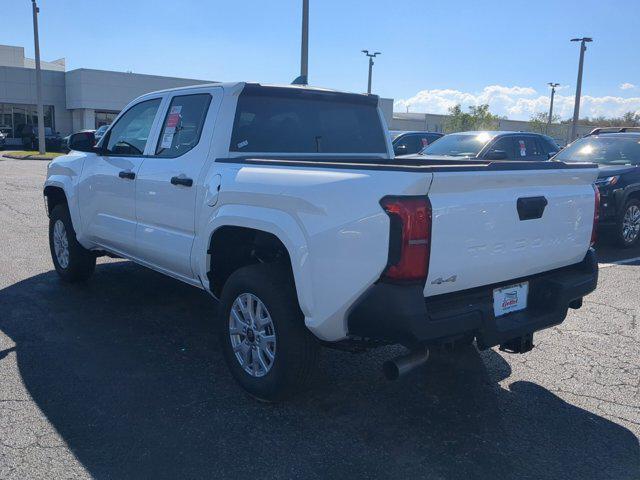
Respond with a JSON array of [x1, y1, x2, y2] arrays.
[[0, 103, 55, 138], [95, 110, 118, 129], [12, 106, 27, 137]]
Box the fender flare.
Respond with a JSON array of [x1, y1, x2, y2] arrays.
[[43, 177, 84, 242], [620, 184, 640, 207], [195, 204, 315, 318]]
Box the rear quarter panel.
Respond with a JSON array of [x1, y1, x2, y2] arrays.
[[197, 162, 432, 341]]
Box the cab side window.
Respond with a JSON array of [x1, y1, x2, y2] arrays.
[[403, 135, 423, 153], [512, 136, 541, 160], [155, 94, 212, 157], [486, 136, 515, 159], [105, 98, 161, 155], [539, 137, 559, 157], [395, 134, 431, 155]]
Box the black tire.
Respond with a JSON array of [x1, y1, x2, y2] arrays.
[[615, 199, 640, 248], [219, 263, 319, 401], [49, 204, 96, 282]]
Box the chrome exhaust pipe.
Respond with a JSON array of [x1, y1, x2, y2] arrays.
[[383, 348, 430, 380]]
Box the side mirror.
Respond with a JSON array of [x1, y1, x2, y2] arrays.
[[485, 149, 508, 160], [394, 144, 408, 156], [68, 131, 97, 152]]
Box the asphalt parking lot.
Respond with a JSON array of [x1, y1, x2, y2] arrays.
[[0, 159, 638, 480]]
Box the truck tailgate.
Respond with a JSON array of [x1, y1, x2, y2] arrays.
[[424, 166, 599, 297]]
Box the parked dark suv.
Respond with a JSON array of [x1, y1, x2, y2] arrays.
[[554, 127, 640, 247], [15, 124, 63, 151], [391, 131, 444, 156], [417, 131, 559, 161]]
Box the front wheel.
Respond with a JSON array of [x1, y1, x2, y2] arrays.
[[615, 200, 640, 248], [219, 263, 319, 401], [49, 204, 96, 282]]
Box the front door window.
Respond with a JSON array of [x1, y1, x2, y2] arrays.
[[105, 99, 161, 155]]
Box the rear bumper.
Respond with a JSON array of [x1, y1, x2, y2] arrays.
[[347, 249, 598, 349]]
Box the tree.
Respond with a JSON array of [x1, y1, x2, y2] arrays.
[[560, 111, 640, 127], [622, 111, 640, 127], [445, 104, 474, 132], [445, 104, 500, 133], [529, 112, 561, 133]]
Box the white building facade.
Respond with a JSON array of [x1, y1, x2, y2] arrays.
[[0, 45, 212, 145]]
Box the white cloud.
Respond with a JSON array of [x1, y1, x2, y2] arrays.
[[394, 85, 640, 120], [620, 82, 636, 90]]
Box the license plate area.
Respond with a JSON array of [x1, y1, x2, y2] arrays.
[[493, 282, 529, 317]]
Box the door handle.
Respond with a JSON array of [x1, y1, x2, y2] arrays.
[[118, 170, 135, 180], [171, 176, 193, 187]]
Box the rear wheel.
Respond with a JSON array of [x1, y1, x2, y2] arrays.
[[49, 204, 96, 282], [615, 199, 640, 248], [219, 263, 319, 401]]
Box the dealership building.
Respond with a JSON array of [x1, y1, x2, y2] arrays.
[[0, 43, 400, 148], [0, 44, 214, 146]]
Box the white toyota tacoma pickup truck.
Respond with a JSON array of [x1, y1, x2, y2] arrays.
[[44, 83, 599, 400]]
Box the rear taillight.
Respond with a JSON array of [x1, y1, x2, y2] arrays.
[[380, 196, 432, 282], [591, 184, 600, 246]]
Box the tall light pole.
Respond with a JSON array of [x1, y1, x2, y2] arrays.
[[569, 37, 592, 142], [546, 82, 560, 134], [361, 50, 381, 94], [292, 0, 309, 85], [31, 0, 46, 154]]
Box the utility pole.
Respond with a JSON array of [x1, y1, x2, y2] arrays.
[[361, 50, 381, 94], [547, 82, 560, 134], [31, 0, 46, 154], [292, 0, 309, 85], [569, 37, 592, 142]]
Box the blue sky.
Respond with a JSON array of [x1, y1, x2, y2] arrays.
[[4, 0, 639, 120]]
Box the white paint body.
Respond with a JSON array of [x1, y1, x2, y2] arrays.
[[45, 83, 598, 342]]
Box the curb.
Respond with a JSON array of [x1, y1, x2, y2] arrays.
[[0, 153, 57, 161]]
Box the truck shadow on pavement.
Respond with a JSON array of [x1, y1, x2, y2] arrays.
[[0, 261, 638, 480]]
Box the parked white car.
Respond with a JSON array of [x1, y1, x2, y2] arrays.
[[44, 82, 599, 400]]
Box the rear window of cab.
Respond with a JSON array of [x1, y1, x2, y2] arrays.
[[230, 86, 387, 154]]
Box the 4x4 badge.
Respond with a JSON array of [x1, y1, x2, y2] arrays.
[[431, 275, 457, 285]]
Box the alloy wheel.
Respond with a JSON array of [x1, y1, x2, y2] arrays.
[[53, 219, 70, 269], [622, 204, 640, 244], [228, 293, 277, 377]]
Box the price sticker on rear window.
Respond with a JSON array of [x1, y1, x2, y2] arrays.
[[519, 140, 526, 157], [166, 105, 182, 127], [159, 106, 183, 150]]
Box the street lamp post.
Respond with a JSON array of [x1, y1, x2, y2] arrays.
[[31, 0, 46, 154], [361, 50, 381, 94], [546, 82, 560, 134], [292, 0, 309, 85], [569, 37, 593, 142]]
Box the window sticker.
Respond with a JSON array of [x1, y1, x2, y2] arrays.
[[519, 140, 526, 157], [160, 132, 174, 149], [237, 140, 249, 149], [159, 106, 183, 150]]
